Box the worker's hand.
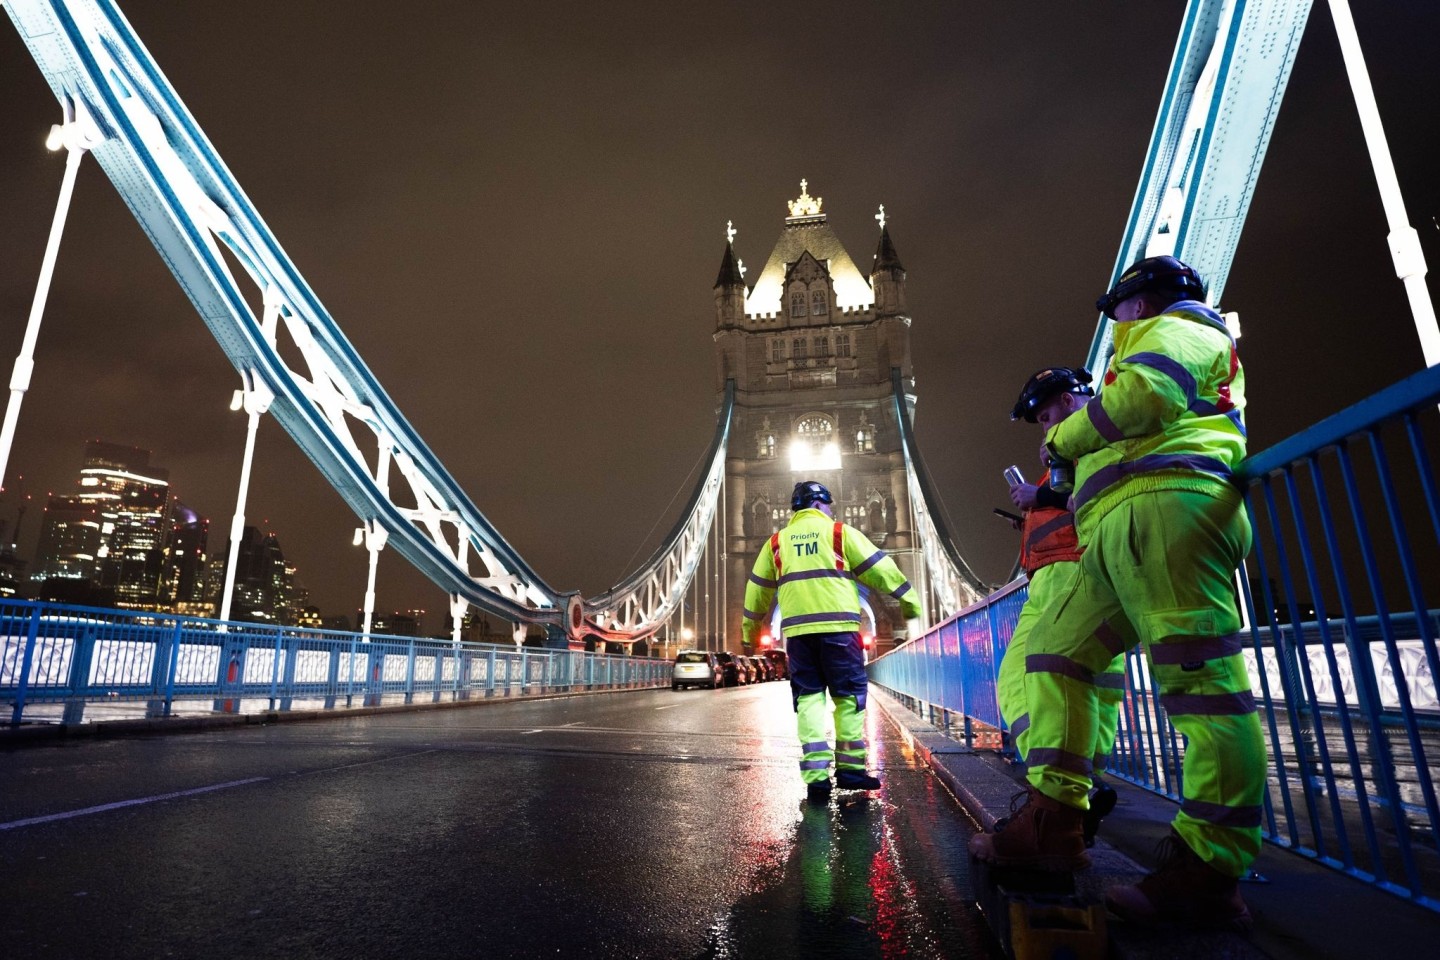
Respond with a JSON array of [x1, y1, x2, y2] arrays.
[[1010, 483, 1039, 511]]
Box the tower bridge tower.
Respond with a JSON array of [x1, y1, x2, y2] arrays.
[[715, 183, 921, 654]]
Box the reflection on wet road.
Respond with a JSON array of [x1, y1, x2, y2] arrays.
[[0, 683, 997, 958]]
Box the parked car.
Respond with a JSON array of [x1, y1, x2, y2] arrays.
[[714, 651, 743, 686], [734, 654, 756, 685], [749, 655, 772, 681], [672, 650, 719, 690], [764, 649, 788, 680]]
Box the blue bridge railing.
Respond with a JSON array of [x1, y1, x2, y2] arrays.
[[870, 361, 1440, 912], [1, 600, 670, 725]]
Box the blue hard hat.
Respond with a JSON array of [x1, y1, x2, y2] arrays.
[[791, 481, 833, 511]]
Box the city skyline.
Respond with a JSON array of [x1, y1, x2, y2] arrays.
[[1, 3, 1437, 622]]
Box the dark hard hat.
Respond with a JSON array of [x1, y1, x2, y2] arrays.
[[1011, 367, 1094, 422], [1096, 255, 1206, 319], [791, 481, 834, 511]]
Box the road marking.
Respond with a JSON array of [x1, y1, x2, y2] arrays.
[[560, 721, 585, 728], [0, 777, 269, 831], [521, 729, 545, 735], [654, 703, 684, 711]]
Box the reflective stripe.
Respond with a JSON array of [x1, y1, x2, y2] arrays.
[[853, 549, 887, 576], [1026, 653, 1094, 684], [1024, 512, 1075, 551], [1126, 351, 1244, 438], [1073, 454, 1234, 512], [1028, 747, 1093, 776], [1149, 633, 1243, 665], [748, 572, 777, 589], [743, 607, 766, 621], [801, 741, 831, 754], [799, 759, 832, 771], [1124, 351, 1197, 404], [778, 568, 854, 585], [1087, 397, 1125, 442], [834, 739, 866, 750], [1181, 797, 1264, 829], [891, 582, 912, 600], [1160, 691, 1257, 716], [1010, 713, 1030, 741], [781, 611, 861, 628], [1094, 672, 1126, 690], [1094, 619, 1129, 657]]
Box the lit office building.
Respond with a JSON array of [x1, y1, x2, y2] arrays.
[[32, 442, 173, 609]]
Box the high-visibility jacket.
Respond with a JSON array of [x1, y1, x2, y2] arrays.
[[1019, 471, 1082, 576], [742, 508, 922, 645], [1046, 301, 1246, 538]]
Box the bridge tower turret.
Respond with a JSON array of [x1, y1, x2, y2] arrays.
[[715, 183, 921, 656]]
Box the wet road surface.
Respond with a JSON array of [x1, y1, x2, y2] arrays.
[[0, 683, 998, 959]]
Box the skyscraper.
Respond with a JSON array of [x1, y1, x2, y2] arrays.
[[162, 502, 211, 616], [207, 525, 295, 624], [32, 442, 173, 609]]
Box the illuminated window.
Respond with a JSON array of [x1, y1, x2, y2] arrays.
[[770, 338, 785, 362], [811, 289, 827, 315], [790, 292, 806, 318], [760, 434, 776, 458], [836, 333, 851, 357], [855, 426, 873, 453], [792, 337, 808, 360], [790, 415, 840, 471]]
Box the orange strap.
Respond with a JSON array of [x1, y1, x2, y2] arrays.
[[833, 522, 845, 571], [770, 532, 782, 576]]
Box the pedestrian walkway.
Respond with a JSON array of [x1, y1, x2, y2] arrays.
[[873, 689, 1440, 959]]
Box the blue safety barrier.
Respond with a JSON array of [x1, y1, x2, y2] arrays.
[[871, 362, 1440, 912], [0, 600, 671, 725]]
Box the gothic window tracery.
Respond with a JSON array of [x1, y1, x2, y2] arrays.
[[811, 289, 828, 315], [836, 333, 852, 357], [792, 337, 808, 360], [790, 292, 806, 318]]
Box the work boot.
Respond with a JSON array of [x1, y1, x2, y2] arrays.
[[835, 769, 881, 791], [1083, 782, 1118, 848], [1105, 830, 1253, 932], [967, 785, 1090, 871], [806, 780, 833, 804]]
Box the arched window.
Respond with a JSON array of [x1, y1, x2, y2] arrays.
[[792, 337, 808, 359], [790, 292, 806, 318], [811, 289, 828, 315], [855, 427, 873, 453], [760, 434, 776, 458], [770, 338, 785, 362], [836, 333, 852, 357], [791, 415, 840, 471]]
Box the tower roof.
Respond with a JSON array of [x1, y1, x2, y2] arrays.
[[745, 181, 874, 316], [714, 240, 745, 289], [872, 224, 904, 273]]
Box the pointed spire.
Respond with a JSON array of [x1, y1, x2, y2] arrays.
[[872, 224, 904, 274], [714, 240, 745, 289]]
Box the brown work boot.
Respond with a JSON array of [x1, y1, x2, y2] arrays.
[[1105, 831, 1253, 932], [967, 786, 1090, 871]]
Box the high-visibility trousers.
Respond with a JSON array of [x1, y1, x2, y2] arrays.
[[996, 559, 1130, 769], [1025, 488, 1266, 878], [787, 631, 868, 784]]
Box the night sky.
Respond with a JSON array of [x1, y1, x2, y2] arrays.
[[1, 2, 1437, 629]]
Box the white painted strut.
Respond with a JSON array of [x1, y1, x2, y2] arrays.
[[0, 98, 104, 492], [1327, 0, 1440, 368]]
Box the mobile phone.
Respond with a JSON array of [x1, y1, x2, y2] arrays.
[[1004, 465, 1025, 487], [993, 508, 1024, 524]]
